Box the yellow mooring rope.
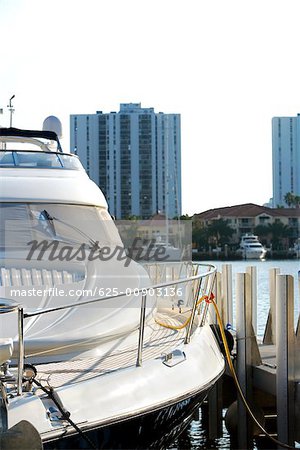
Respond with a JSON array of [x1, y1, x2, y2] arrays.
[[154, 294, 209, 330]]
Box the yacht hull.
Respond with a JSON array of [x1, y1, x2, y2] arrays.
[[43, 388, 210, 450], [243, 250, 266, 260], [4, 323, 224, 450]]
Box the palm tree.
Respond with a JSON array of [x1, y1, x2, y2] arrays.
[[254, 224, 269, 246], [206, 219, 234, 248], [267, 221, 290, 250], [284, 192, 294, 207], [192, 223, 209, 250], [179, 214, 192, 220], [284, 192, 300, 208], [294, 195, 300, 208]]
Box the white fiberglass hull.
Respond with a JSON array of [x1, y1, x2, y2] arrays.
[[5, 324, 224, 448], [243, 249, 267, 259]]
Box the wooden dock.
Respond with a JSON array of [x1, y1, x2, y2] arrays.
[[204, 264, 300, 450]]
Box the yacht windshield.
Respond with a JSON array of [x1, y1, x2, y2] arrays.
[[0, 203, 122, 253], [0, 151, 83, 170]]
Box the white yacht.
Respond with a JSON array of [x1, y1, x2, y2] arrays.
[[0, 121, 224, 449], [237, 234, 267, 260]]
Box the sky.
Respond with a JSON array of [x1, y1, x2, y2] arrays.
[[1, 0, 300, 215]]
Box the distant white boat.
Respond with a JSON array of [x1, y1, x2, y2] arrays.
[[237, 234, 267, 260]]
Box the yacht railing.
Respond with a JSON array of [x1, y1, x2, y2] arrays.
[[0, 262, 216, 396]]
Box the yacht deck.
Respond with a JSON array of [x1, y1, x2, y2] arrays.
[[34, 309, 195, 388]]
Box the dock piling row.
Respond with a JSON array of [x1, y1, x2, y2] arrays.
[[204, 264, 300, 449]]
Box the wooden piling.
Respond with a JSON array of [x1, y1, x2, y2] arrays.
[[206, 271, 225, 439], [276, 274, 295, 448], [246, 266, 257, 335], [221, 264, 233, 328], [236, 272, 253, 450], [295, 382, 300, 444], [263, 268, 280, 345], [207, 378, 223, 440]]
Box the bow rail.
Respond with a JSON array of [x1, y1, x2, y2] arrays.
[[0, 262, 216, 396]]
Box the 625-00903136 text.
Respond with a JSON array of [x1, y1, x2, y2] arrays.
[[9, 286, 184, 298]]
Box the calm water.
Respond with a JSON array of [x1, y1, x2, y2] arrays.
[[169, 259, 300, 450]]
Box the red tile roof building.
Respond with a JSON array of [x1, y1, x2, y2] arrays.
[[193, 203, 300, 245]]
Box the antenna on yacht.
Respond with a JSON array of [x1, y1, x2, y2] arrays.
[[7, 95, 15, 127]]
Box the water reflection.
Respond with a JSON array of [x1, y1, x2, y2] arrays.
[[169, 408, 232, 450]]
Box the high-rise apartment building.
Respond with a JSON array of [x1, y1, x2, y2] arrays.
[[272, 114, 300, 207], [70, 103, 181, 219]]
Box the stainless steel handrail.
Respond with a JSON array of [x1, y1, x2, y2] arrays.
[[136, 294, 147, 367], [0, 300, 24, 396], [0, 262, 216, 394], [200, 270, 217, 327], [17, 307, 24, 396], [23, 263, 216, 319], [184, 277, 202, 344]]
